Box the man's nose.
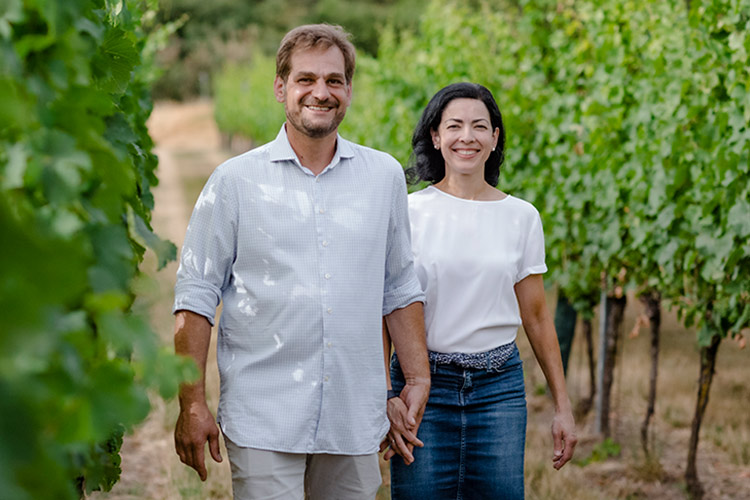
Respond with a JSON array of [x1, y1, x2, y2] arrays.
[[311, 79, 331, 101]]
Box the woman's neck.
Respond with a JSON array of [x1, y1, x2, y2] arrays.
[[434, 174, 505, 201]]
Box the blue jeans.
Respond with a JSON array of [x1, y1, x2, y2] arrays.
[[390, 346, 527, 500]]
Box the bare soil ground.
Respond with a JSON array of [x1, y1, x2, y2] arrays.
[[91, 100, 750, 500]]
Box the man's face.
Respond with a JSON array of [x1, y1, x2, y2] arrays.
[[274, 45, 352, 139]]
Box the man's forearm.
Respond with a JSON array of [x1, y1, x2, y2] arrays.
[[385, 302, 429, 383], [173, 309, 222, 480], [174, 310, 213, 407]]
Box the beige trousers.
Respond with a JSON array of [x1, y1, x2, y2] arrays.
[[224, 437, 381, 500]]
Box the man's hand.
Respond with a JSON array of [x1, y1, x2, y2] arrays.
[[551, 409, 577, 470], [399, 378, 429, 430], [174, 401, 223, 481]]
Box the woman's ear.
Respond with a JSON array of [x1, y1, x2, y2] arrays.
[[431, 129, 440, 149]]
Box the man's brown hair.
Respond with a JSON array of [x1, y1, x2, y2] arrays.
[[276, 24, 356, 83]]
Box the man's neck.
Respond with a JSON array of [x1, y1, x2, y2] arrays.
[[285, 124, 338, 176]]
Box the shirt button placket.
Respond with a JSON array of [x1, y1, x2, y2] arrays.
[[315, 175, 332, 391]]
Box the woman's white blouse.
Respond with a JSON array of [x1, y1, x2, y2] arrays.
[[408, 186, 548, 354]]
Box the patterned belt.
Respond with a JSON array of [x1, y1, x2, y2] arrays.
[[428, 342, 516, 372]]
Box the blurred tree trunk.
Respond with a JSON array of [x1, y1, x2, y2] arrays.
[[640, 290, 661, 457], [554, 294, 577, 375], [576, 317, 596, 417], [598, 295, 626, 438], [685, 333, 721, 500]]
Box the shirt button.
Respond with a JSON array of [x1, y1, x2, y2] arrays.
[[322, 240, 329, 247], [327, 308, 333, 314], [324, 376, 330, 382], [324, 273, 331, 279], [327, 342, 332, 348], [319, 208, 325, 214]]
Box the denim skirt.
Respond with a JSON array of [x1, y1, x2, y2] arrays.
[[390, 346, 527, 500]]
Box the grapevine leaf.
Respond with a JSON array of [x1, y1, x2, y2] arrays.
[[727, 199, 750, 237], [127, 206, 177, 270], [93, 28, 138, 94]]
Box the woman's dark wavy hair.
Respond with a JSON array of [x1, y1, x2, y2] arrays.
[[405, 82, 505, 186]]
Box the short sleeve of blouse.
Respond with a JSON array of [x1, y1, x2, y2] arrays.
[[516, 208, 547, 283]]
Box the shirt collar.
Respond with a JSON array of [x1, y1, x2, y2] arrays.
[[269, 124, 355, 174]]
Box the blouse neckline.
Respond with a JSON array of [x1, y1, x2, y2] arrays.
[[426, 185, 511, 204]]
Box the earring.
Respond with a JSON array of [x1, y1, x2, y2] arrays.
[[492, 147, 496, 151], [434, 144, 439, 150]]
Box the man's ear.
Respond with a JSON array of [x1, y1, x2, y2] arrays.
[[273, 75, 285, 103]]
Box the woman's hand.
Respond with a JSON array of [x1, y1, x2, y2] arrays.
[[551, 409, 577, 469]]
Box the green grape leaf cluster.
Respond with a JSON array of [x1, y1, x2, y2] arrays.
[[0, 1, 193, 498]]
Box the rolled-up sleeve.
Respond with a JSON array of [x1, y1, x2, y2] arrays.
[[382, 168, 424, 315], [173, 167, 237, 325]]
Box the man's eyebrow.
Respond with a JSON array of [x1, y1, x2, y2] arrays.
[[292, 71, 346, 80]]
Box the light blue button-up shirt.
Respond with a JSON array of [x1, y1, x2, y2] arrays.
[[173, 125, 423, 455]]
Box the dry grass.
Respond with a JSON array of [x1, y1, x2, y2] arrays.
[[90, 102, 749, 500]]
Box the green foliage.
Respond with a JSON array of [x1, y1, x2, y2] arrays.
[[363, 0, 750, 340], [213, 52, 285, 146], [0, 0, 193, 497]]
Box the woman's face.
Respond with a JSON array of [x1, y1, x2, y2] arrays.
[[431, 98, 499, 179]]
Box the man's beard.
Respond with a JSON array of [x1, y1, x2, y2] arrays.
[[286, 100, 346, 138]]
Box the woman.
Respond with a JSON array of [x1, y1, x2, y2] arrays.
[[384, 82, 577, 499]]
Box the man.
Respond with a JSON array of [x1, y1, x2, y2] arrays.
[[173, 24, 429, 499]]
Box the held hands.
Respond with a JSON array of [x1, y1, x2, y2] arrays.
[[551, 408, 577, 470], [174, 401, 223, 481], [381, 396, 422, 463], [380, 378, 430, 464]]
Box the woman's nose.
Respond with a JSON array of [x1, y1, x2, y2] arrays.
[[459, 126, 474, 142]]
